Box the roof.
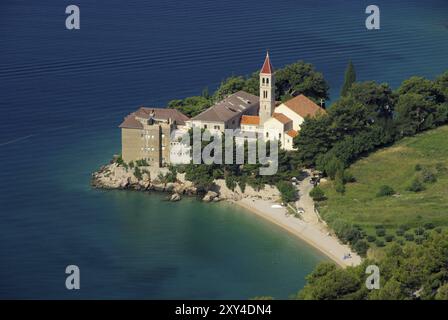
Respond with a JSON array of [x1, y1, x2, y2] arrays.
[[286, 129, 298, 138], [281, 94, 326, 118], [272, 113, 292, 124], [260, 52, 273, 74], [119, 107, 189, 129], [190, 91, 259, 123], [241, 115, 260, 125]]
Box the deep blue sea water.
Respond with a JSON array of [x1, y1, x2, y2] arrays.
[[0, 0, 447, 299]]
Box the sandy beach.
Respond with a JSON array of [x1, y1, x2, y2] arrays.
[[233, 176, 362, 268]]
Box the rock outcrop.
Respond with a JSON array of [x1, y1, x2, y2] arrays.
[[170, 193, 181, 202], [202, 191, 218, 202], [91, 160, 280, 203]]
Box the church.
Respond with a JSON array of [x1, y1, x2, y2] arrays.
[[189, 52, 327, 150], [119, 52, 326, 166]]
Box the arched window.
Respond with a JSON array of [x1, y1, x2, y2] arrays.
[[266, 78, 269, 85], [262, 78, 265, 84]]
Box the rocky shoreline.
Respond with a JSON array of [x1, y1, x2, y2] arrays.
[[91, 159, 281, 203]]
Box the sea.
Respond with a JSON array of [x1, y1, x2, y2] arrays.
[[0, 0, 447, 299]]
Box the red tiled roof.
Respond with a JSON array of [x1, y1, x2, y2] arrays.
[[241, 115, 259, 125], [260, 52, 273, 74], [282, 94, 326, 118], [286, 129, 298, 138], [272, 113, 292, 124]]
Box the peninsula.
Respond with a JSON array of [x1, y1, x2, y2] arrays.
[[92, 53, 361, 267]]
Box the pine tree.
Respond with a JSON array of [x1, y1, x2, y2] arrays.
[[341, 60, 356, 97]]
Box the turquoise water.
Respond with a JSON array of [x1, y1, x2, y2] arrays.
[[0, 0, 447, 299]]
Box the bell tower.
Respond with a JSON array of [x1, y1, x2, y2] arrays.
[[259, 52, 275, 126]]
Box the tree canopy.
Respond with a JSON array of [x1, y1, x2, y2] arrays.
[[296, 230, 448, 300], [341, 60, 356, 97]]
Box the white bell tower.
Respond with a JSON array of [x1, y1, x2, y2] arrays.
[[259, 52, 275, 126]]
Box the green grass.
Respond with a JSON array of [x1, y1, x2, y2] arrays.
[[319, 125, 448, 249]]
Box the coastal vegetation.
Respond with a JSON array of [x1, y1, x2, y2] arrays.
[[295, 229, 448, 300], [340, 60, 356, 97], [167, 60, 330, 117], [317, 125, 448, 255]]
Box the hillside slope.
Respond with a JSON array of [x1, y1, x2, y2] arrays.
[[319, 125, 448, 248]]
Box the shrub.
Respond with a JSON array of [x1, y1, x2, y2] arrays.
[[415, 237, 424, 244], [276, 181, 297, 203], [325, 157, 345, 180], [352, 240, 369, 256], [375, 225, 384, 229], [129, 161, 134, 169], [134, 167, 142, 180], [397, 239, 404, 246], [376, 228, 386, 237], [116, 155, 125, 166], [377, 185, 395, 197], [404, 233, 414, 241], [396, 229, 405, 236], [343, 171, 356, 183], [135, 159, 149, 166], [421, 168, 437, 183], [375, 239, 385, 247], [414, 227, 425, 236], [407, 178, 425, 192], [399, 224, 410, 231], [424, 223, 435, 230], [435, 162, 447, 174], [225, 175, 237, 191], [332, 220, 362, 244], [158, 171, 177, 184], [415, 164, 422, 171], [435, 227, 442, 233], [367, 235, 376, 243], [385, 235, 395, 242], [310, 186, 326, 201], [334, 172, 346, 194]]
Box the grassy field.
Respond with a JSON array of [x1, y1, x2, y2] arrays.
[[319, 125, 448, 251]]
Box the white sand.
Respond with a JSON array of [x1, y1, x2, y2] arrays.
[[234, 180, 362, 268]]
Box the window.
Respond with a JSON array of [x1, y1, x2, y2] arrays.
[[262, 78, 265, 84], [214, 125, 220, 130], [204, 124, 207, 129], [278, 133, 282, 139], [266, 132, 269, 138], [266, 78, 269, 84]]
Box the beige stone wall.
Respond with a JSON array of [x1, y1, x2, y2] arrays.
[[122, 128, 143, 163], [121, 123, 173, 167]]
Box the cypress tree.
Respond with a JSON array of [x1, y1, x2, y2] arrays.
[[341, 60, 356, 97]]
